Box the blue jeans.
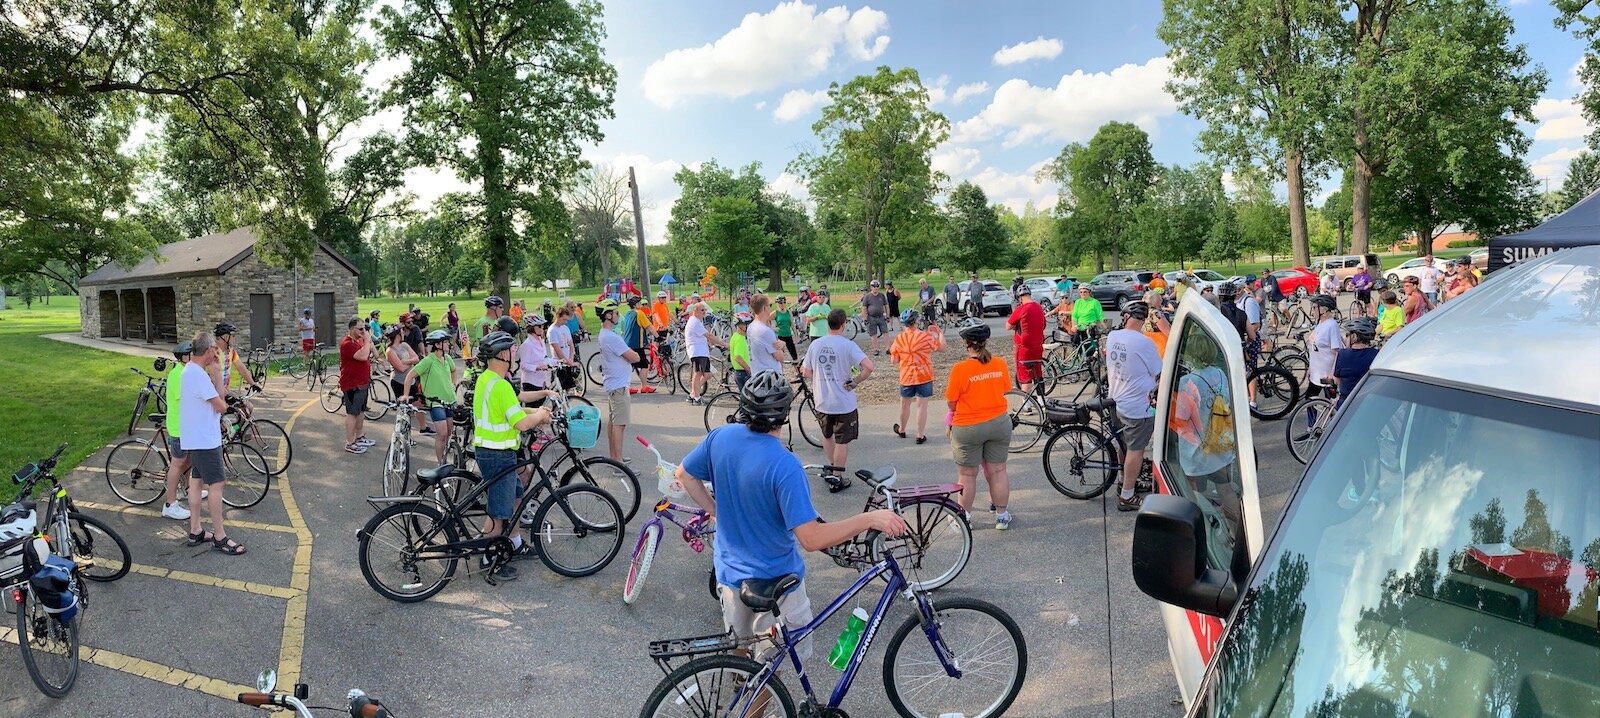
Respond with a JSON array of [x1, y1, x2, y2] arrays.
[[476, 448, 521, 521], [733, 369, 750, 392]]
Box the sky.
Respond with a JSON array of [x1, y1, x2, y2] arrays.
[[366, 1, 1593, 244]]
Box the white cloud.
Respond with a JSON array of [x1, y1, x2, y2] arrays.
[[768, 171, 811, 204], [968, 160, 1059, 214], [773, 88, 831, 123], [1569, 59, 1585, 90], [953, 57, 1178, 148], [932, 146, 983, 178], [1531, 98, 1595, 142], [1530, 146, 1584, 183], [951, 81, 990, 105], [992, 36, 1063, 66], [588, 153, 691, 245], [641, 2, 890, 109], [754, 100, 768, 110], [926, 75, 991, 107]]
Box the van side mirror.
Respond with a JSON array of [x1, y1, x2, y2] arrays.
[[1132, 494, 1240, 617]]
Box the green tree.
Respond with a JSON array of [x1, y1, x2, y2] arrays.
[[1047, 122, 1158, 272], [1131, 164, 1222, 267], [1555, 0, 1600, 149], [690, 196, 771, 295], [1561, 151, 1600, 211], [667, 160, 813, 290], [379, 0, 617, 300], [791, 66, 948, 282], [1160, 0, 1341, 267], [1202, 200, 1246, 269], [941, 182, 1011, 273]]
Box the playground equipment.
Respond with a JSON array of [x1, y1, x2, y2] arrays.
[[697, 266, 719, 299]]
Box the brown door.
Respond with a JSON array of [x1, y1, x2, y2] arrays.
[[249, 293, 274, 350], [314, 292, 335, 346]]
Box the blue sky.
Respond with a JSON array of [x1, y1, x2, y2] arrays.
[[381, 0, 1591, 243]]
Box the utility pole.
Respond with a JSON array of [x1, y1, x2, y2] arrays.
[[629, 166, 650, 299]]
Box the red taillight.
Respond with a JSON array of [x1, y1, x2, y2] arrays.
[[11, 588, 20, 604], [1133, 283, 1145, 292]]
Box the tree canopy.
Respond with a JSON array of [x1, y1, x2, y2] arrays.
[[1047, 121, 1158, 273]]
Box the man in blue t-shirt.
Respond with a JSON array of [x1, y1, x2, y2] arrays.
[[677, 371, 906, 661]]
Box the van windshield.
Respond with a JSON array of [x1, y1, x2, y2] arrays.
[[1199, 374, 1600, 716]]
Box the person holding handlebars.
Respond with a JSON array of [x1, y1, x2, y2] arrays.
[[401, 330, 461, 466], [472, 330, 556, 582]]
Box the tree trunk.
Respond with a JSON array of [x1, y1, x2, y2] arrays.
[[1350, 147, 1374, 257], [864, 213, 878, 285], [1094, 251, 1105, 274], [1285, 149, 1311, 267], [479, 130, 513, 301], [766, 253, 783, 291], [1110, 235, 1121, 271]]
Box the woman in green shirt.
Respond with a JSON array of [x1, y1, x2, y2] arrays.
[[774, 296, 797, 360], [403, 330, 462, 465], [1067, 286, 1105, 338], [804, 291, 832, 339]]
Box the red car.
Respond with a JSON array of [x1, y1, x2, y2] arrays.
[[1263, 267, 1319, 297]]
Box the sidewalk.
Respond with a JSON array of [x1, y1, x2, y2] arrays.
[[44, 332, 175, 359]]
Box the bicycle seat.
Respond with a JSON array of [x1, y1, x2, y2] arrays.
[[854, 467, 897, 489], [1084, 396, 1117, 413], [739, 574, 801, 615], [1041, 342, 1063, 352], [147, 413, 165, 424], [415, 465, 457, 485]]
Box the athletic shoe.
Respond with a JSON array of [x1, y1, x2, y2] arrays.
[[494, 564, 520, 581], [355, 436, 376, 447], [1118, 494, 1143, 512], [685, 397, 700, 405], [995, 511, 1013, 531], [346, 443, 368, 454], [162, 502, 190, 520], [823, 474, 851, 493], [640, 386, 656, 394]]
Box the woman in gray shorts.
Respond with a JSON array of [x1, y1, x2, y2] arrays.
[[942, 322, 1016, 530]]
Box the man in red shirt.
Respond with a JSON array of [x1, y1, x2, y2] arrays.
[[1007, 284, 1046, 394], [338, 317, 376, 454]]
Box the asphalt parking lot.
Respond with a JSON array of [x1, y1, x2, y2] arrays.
[[1, 312, 1304, 717]]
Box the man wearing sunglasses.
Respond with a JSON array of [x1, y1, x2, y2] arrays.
[[338, 318, 377, 454]]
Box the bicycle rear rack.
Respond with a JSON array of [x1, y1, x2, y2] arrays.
[[647, 629, 752, 675]]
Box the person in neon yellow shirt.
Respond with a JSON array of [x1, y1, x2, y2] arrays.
[[1377, 290, 1404, 337], [402, 330, 462, 466], [160, 342, 195, 521], [471, 330, 555, 582], [1066, 286, 1105, 336], [729, 312, 753, 391]]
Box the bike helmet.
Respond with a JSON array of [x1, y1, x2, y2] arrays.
[[302, 308, 312, 315], [594, 298, 619, 319], [1342, 316, 1378, 342], [1122, 301, 1150, 320], [1371, 278, 1391, 291], [1309, 294, 1338, 311], [542, 298, 553, 307], [484, 295, 504, 308], [740, 371, 794, 425], [734, 312, 754, 324], [476, 331, 518, 363], [524, 314, 546, 329], [173, 341, 194, 358], [900, 308, 919, 326], [626, 295, 642, 306], [656, 290, 667, 299], [495, 316, 521, 335], [214, 322, 237, 337], [1217, 282, 1239, 300], [958, 322, 991, 342], [1014, 283, 1032, 296], [425, 329, 453, 345]]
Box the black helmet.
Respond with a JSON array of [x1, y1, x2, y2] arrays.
[[425, 329, 453, 345], [1122, 301, 1150, 320], [1310, 294, 1338, 311], [958, 322, 991, 342], [484, 295, 504, 308], [214, 322, 236, 337], [1217, 282, 1239, 300], [495, 316, 520, 335], [477, 331, 517, 362], [626, 295, 642, 306], [1342, 316, 1378, 342], [173, 341, 194, 358], [739, 371, 793, 425]]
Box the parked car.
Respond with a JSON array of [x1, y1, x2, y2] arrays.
[[1262, 267, 1319, 298], [1468, 247, 1489, 270], [1385, 256, 1454, 286], [1307, 253, 1382, 290], [1023, 277, 1063, 308], [1162, 268, 1232, 294], [1085, 270, 1156, 310], [1135, 245, 1600, 715], [957, 279, 1013, 316]]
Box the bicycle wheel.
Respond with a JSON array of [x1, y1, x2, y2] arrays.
[[884, 596, 1026, 718], [104, 438, 167, 506], [127, 392, 149, 435], [586, 352, 606, 388], [365, 380, 393, 421], [639, 653, 796, 718], [1286, 397, 1336, 464], [621, 522, 662, 605], [15, 587, 80, 698], [319, 382, 343, 414], [357, 502, 458, 603], [220, 442, 272, 509], [702, 391, 744, 433], [284, 354, 308, 379], [559, 456, 641, 523], [530, 484, 624, 578], [1272, 352, 1308, 386], [239, 418, 292, 476], [1004, 391, 1045, 453], [871, 500, 971, 592], [1249, 365, 1300, 421], [675, 361, 694, 395], [383, 431, 410, 496], [1042, 426, 1121, 500], [844, 319, 859, 340], [68, 513, 131, 582], [795, 396, 821, 448]]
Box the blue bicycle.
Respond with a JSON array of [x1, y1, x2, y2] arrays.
[[639, 530, 1027, 718]]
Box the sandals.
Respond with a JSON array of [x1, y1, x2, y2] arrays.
[[893, 424, 906, 438], [915, 435, 928, 444], [185, 530, 214, 546], [213, 536, 247, 555]]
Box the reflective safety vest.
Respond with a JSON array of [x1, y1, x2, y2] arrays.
[[472, 372, 526, 450]]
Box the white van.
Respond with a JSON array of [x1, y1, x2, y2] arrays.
[[1133, 246, 1600, 715]]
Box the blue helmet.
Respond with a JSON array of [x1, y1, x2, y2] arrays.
[[900, 308, 919, 326]]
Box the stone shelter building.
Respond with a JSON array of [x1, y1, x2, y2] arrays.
[[78, 227, 359, 349]]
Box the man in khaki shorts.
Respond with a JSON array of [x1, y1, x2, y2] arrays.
[[594, 299, 639, 462]]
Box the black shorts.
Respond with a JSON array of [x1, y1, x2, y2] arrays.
[[520, 381, 546, 408], [691, 356, 711, 373], [630, 346, 648, 370], [1355, 289, 1372, 304], [819, 410, 860, 444], [188, 446, 226, 486]]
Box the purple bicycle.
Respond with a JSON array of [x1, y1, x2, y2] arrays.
[[623, 437, 717, 605]]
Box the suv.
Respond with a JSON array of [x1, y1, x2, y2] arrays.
[[1133, 245, 1600, 715], [1307, 254, 1382, 290], [957, 279, 1013, 316], [1085, 270, 1155, 311], [1023, 277, 1063, 308]]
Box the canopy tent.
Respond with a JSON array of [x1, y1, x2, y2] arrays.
[[1489, 189, 1600, 272], [658, 272, 677, 285]]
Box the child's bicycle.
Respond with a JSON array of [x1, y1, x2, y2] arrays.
[[623, 437, 716, 605]]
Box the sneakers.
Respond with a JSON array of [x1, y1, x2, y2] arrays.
[[480, 557, 520, 581], [640, 386, 657, 394], [823, 474, 851, 493], [346, 443, 368, 454], [686, 396, 701, 405], [995, 511, 1013, 531], [355, 436, 376, 447], [162, 502, 190, 520], [1117, 494, 1143, 512]]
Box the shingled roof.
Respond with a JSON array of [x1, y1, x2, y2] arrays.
[[79, 227, 358, 286]]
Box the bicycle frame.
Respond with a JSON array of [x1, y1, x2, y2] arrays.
[[643, 500, 713, 548]]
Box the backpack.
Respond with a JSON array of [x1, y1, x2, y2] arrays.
[[619, 310, 642, 346], [1219, 302, 1248, 341]]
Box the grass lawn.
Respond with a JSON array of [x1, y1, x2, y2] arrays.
[[0, 297, 146, 503]]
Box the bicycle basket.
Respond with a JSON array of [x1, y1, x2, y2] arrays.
[[1044, 399, 1090, 426], [565, 404, 601, 450], [657, 460, 686, 499]]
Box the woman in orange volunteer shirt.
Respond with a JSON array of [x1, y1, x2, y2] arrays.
[[944, 322, 1015, 530], [890, 309, 944, 443]]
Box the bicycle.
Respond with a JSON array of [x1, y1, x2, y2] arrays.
[[16, 443, 132, 584], [356, 455, 625, 602], [1246, 363, 1300, 420], [381, 402, 425, 496], [622, 437, 716, 605], [526, 391, 639, 522], [236, 668, 398, 717], [1285, 395, 1336, 464], [1040, 397, 1156, 500], [104, 417, 274, 509], [318, 369, 393, 422], [807, 464, 973, 592], [127, 362, 172, 435], [1018, 329, 1103, 399], [639, 530, 1027, 718], [223, 391, 293, 477], [291, 342, 335, 381], [703, 369, 824, 450], [677, 346, 734, 396]]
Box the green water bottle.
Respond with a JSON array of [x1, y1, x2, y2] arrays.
[[827, 607, 871, 670]]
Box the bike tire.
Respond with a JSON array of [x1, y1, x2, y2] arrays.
[[1286, 397, 1335, 465], [15, 587, 79, 698], [531, 485, 624, 578], [384, 431, 410, 497], [795, 395, 822, 448], [364, 380, 393, 421], [1248, 365, 1300, 421], [319, 382, 343, 414], [68, 513, 131, 582], [357, 502, 458, 603], [220, 442, 272, 509], [127, 392, 149, 436], [674, 361, 694, 395], [1005, 391, 1045, 453], [1042, 426, 1120, 500], [844, 319, 859, 340], [240, 418, 292, 477], [883, 596, 1026, 718], [621, 522, 662, 605], [702, 391, 743, 433], [558, 456, 641, 523], [585, 352, 606, 388], [104, 438, 167, 506], [638, 653, 796, 718], [871, 500, 971, 592], [284, 354, 308, 379]]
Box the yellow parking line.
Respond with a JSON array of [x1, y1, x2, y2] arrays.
[[0, 628, 254, 699], [75, 501, 298, 535], [126, 564, 298, 600], [275, 399, 318, 688]]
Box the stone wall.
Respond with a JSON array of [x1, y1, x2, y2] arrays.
[[79, 291, 98, 338], [219, 248, 357, 349]]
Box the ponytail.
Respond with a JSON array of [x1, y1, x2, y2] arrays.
[[965, 338, 991, 364]]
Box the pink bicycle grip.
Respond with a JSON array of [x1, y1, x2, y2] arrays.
[[635, 436, 650, 447]]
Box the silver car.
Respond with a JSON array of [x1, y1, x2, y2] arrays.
[[957, 280, 1014, 316]]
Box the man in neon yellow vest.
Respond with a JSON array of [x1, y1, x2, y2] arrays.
[[472, 330, 553, 582]]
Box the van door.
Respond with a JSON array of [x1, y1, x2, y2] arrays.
[[1146, 290, 1265, 707]]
